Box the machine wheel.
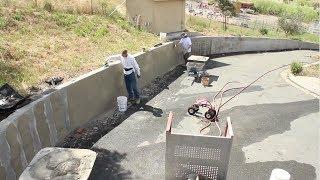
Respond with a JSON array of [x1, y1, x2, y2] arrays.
[[193, 104, 200, 111], [205, 109, 216, 120], [188, 107, 197, 115]]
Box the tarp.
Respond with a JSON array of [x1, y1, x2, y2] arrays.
[[0, 83, 24, 113]]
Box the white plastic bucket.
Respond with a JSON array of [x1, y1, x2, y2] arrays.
[[159, 32, 167, 42], [270, 169, 291, 180], [117, 96, 127, 112]]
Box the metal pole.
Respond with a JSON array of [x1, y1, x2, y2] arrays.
[[108, 0, 126, 17]]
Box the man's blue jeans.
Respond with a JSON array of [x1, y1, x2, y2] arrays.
[[124, 72, 140, 99]]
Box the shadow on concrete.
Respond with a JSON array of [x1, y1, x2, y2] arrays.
[[89, 148, 132, 180], [205, 60, 230, 70], [137, 104, 163, 117], [209, 75, 219, 83]]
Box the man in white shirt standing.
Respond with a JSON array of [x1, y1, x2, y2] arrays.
[[178, 32, 192, 64], [121, 50, 141, 104]]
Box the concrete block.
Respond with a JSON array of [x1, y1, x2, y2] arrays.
[[19, 147, 97, 180], [5, 124, 24, 178]]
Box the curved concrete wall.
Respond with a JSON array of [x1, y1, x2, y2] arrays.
[[0, 42, 182, 180], [0, 37, 318, 179], [191, 36, 319, 56]]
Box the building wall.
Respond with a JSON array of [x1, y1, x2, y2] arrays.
[[0, 37, 318, 180], [153, 0, 185, 33], [126, 0, 154, 32], [126, 0, 186, 33]]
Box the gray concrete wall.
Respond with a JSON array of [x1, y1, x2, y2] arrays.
[[191, 36, 319, 56], [0, 37, 318, 180]]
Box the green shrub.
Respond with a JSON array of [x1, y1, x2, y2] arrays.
[[295, 0, 314, 6], [52, 12, 77, 28], [278, 15, 304, 35], [44, 2, 53, 12], [252, 0, 319, 22], [13, 12, 23, 21], [259, 27, 269, 35], [0, 17, 6, 29], [189, 16, 210, 31], [291, 61, 303, 75], [208, 0, 215, 5], [94, 27, 108, 38], [74, 21, 95, 37]]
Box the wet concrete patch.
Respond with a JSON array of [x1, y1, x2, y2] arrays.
[[219, 99, 319, 179]]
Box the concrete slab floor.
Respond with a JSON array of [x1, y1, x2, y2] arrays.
[[92, 50, 319, 180]]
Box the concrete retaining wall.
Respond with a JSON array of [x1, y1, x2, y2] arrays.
[[191, 36, 319, 55], [0, 37, 318, 180], [0, 42, 182, 180]]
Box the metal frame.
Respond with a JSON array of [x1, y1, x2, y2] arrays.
[[165, 112, 234, 180]]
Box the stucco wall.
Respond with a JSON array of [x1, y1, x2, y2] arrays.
[[126, 0, 186, 33], [0, 37, 318, 180]]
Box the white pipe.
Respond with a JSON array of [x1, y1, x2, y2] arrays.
[[108, 0, 126, 17]]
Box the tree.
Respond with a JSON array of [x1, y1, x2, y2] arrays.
[[216, 0, 235, 30]]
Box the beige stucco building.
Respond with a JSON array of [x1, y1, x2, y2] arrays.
[[126, 0, 186, 34]]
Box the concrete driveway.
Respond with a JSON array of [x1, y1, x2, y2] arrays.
[[93, 50, 319, 180]]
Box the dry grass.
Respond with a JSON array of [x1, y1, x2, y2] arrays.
[[0, 7, 159, 93], [186, 15, 319, 43], [299, 64, 319, 78]]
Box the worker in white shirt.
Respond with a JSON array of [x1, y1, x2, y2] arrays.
[[121, 50, 141, 104], [178, 32, 192, 64]]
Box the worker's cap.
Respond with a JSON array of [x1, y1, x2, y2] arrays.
[[181, 32, 188, 37]]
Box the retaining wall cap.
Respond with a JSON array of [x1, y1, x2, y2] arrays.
[[19, 147, 97, 180]]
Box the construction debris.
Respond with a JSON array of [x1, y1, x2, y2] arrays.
[[0, 83, 25, 115], [45, 76, 64, 86]]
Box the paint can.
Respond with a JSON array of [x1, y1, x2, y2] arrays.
[[270, 169, 291, 180], [117, 96, 127, 112]]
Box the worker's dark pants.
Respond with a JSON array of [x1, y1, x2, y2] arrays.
[[124, 72, 140, 99], [183, 52, 191, 63]]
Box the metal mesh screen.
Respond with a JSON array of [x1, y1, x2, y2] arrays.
[[174, 145, 221, 160], [165, 115, 233, 180], [176, 163, 219, 179]]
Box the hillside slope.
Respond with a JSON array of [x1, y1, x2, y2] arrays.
[[0, 6, 158, 93]]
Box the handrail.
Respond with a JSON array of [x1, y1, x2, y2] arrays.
[[224, 117, 234, 138]]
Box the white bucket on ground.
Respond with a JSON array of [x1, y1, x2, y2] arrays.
[[117, 96, 127, 112], [270, 169, 291, 180], [160, 32, 167, 42]]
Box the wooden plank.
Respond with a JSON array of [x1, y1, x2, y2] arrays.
[[188, 55, 209, 62]]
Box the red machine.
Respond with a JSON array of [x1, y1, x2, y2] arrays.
[[187, 98, 217, 120], [187, 64, 289, 127]]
